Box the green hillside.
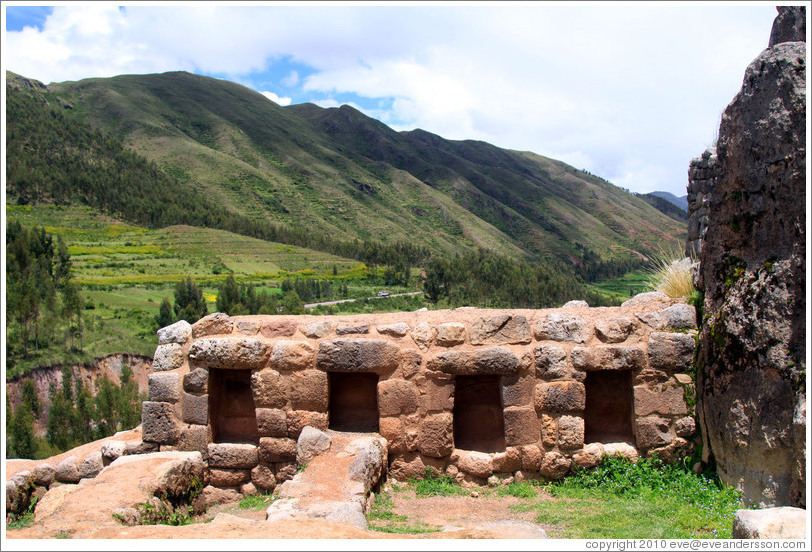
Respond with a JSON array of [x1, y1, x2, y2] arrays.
[[41, 70, 685, 269]]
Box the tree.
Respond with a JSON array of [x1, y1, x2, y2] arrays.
[[8, 404, 37, 459], [282, 289, 304, 314], [216, 274, 241, 314], [174, 277, 207, 322], [154, 297, 174, 329]]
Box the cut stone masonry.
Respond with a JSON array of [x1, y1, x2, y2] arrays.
[[144, 293, 698, 493]]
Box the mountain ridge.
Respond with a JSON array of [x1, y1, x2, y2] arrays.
[[7, 69, 686, 275]]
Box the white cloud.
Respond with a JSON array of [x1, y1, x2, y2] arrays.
[[261, 91, 292, 106], [2, 3, 779, 196]]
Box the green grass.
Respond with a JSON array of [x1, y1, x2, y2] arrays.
[[497, 480, 538, 499], [5, 204, 432, 377], [237, 493, 276, 510], [367, 490, 441, 534], [590, 269, 651, 302], [411, 470, 469, 497], [528, 456, 743, 539]]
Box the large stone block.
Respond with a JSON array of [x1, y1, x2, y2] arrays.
[[259, 437, 298, 463], [648, 332, 696, 373], [181, 392, 208, 425], [158, 320, 193, 344], [189, 336, 271, 370], [521, 445, 542, 471], [142, 401, 181, 444], [54, 456, 81, 483], [426, 347, 521, 377], [177, 424, 209, 457], [78, 452, 103, 479], [378, 379, 419, 417], [457, 450, 493, 479], [435, 322, 466, 346], [470, 315, 531, 345], [149, 373, 180, 403], [534, 381, 585, 413], [286, 410, 328, 437], [288, 369, 329, 412], [272, 340, 315, 371], [732, 507, 807, 539], [558, 415, 585, 450], [534, 313, 591, 343], [379, 417, 407, 453], [251, 464, 277, 492], [192, 312, 233, 338], [501, 372, 535, 407], [492, 447, 522, 473], [418, 413, 453, 458], [317, 338, 401, 373], [595, 317, 637, 343], [633, 385, 688, 417], [534, 343, 569, 380], [251, 369, 287, 409], [209, 468, 250, 487], [635, 416, 673, 450], [540, 451, 571, 480], [235, 319, 260, 335], [183, 368, 209, 394], [504, 406, 539, 446], [571, 346, 646, 372], [675, 416, 697, 438], [572, 443, 605, 470], [389, 452, 426, 481], [153, 343, 184, 372], [256, 408, 288, 438], [424, 378, 454, 412], [207, 443, 259, 469]]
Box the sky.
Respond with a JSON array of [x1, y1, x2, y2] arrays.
[[1, 1, 792, 197]]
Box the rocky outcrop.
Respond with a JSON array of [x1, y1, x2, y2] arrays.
[[694, 6, 806, 508]]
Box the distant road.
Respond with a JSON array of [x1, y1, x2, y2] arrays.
[[304, 291, 422, 309]]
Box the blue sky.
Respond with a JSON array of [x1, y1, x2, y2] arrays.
[[2, 2, 790, 197]]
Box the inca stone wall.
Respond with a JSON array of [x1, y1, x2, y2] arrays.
[[143, 293, 698, 493], [685, 148, 718, 262], [692, 6, 806, 508]]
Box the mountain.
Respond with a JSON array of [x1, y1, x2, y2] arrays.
[[650, 191, 689, 211], [7, 70, 686, 273], [637, 192, 689, 222]]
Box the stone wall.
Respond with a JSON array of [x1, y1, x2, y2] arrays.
[[692, 6, 806, 508], [143, 293, 698, 493], [685, 147, 718, 262]]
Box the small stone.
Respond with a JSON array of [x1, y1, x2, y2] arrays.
[[157, 320, 193, 344], [534, 313, 591, 343], [149, 372, 180, 403], [192, 312, 233, 338], [152, 343, 184, 372], [272, 340, 315, 371], [470, 315, 531, 345], [376, 322, 410, 337], [302, 321, 333, 339], [470, 491, 480, 498], [336, 322, 370, 335], [410, 322, 436, 351], [297, 426, 332, 464], [183, 367, 209, 394], [435, 322, 466, 346]]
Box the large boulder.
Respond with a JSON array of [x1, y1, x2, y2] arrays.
[[695, 8, 806, 508]]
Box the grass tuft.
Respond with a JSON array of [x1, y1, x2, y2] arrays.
[[647, 251, 696, 299], [498, 480, 538, 498]]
